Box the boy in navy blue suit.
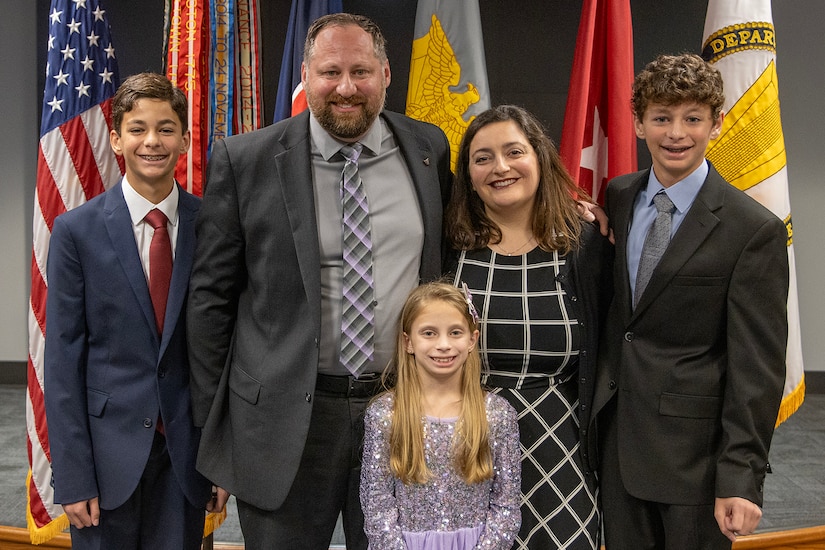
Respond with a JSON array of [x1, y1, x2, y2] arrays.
[[44, 73, 222, 549]]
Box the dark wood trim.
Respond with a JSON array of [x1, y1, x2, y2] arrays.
[[0, 527, 245, 550], [0, 526, 70, 550], [732, 525, 825, 549]]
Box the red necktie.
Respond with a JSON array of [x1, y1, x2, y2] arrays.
[[145, 209, 172, 335]]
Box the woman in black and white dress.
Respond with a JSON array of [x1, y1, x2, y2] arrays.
[[445, 105, 612, 549]]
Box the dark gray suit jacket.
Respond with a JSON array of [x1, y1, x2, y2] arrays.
[[187, 110, 451, 510], [591, 164, 789, 506]]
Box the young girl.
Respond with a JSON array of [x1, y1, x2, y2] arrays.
[[360, 282, 521, 549]]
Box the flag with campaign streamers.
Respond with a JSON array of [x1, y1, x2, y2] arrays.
[[165, 0, 209, 196], [702, 0, 804, 426], [165, 0, 263, 196]]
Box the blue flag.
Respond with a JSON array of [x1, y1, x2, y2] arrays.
[[274, 0, 343, 122]]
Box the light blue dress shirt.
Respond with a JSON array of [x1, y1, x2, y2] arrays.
[[626, 160, 709, 304]]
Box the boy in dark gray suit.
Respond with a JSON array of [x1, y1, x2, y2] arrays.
[[592, 53, 788, 549]]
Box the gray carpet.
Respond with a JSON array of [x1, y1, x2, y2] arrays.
[[2, 385, 823, 545]]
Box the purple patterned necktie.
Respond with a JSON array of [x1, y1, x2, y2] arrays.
[[339, 143, 374, 376]]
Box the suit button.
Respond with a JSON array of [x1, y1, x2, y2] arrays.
[[580, 377, 586, 384], [158, 369, 166, 378], [305, 393, 312, 403], [608, 380, 617, 390], [143, 418, 153, 429], [580, 350, 587, 357], [570, 295, 578, 302], [624, 331, 633, 342]]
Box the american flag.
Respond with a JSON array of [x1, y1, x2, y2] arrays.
[[27, 0, 122, 542]]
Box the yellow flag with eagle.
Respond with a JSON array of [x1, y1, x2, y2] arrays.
[[406, 0, 490, 172]]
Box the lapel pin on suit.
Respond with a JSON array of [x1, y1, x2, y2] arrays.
[[423, 157, 430, 166]]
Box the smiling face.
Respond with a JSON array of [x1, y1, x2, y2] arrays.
[[109, 98, 189, 201], [403, 300, 478, 387], [635, 101, 723, 188], [301, 24, 390, 142], [468, 120, 540, 219]]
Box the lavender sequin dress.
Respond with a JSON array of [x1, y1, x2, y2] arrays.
[[360, 392, 521, 550]]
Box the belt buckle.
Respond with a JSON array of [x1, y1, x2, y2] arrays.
[[349, 373, 379, 397]]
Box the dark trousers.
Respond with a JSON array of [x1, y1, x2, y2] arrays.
[[237, 390, 371, 550], [69, 430, 205, 550], [599, 397, 731, 550]]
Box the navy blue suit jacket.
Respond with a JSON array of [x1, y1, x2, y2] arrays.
[[44, 181, 210, 510]]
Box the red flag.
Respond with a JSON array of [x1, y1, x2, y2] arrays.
[[560, 0, 636, 204], [165, 0, 209, 196], [28, 0, 123, 542]]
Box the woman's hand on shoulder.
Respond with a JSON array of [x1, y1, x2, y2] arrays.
[[577, 200, 614, 243]]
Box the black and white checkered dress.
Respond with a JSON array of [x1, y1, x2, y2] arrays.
[[454, 247, 600, 550]]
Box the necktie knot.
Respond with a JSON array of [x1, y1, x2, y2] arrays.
[[145, 209, 168, 230], [340, 143, 363, 164], [653, 191, 675, 214]]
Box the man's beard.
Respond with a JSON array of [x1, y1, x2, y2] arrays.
[[307, 90, 385, 140]]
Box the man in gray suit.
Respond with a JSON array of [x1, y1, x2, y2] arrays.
[[187, 13, 451, 550], [592, 54, 789, 549]]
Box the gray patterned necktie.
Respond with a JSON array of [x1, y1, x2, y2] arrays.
[[339, 143, 374, 376], [634, 191, 675, 308]]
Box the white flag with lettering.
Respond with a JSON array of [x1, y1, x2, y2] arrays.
[[702, 0, 804, 425]]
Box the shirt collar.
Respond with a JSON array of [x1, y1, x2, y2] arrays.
[[308, 111, 384, 161], [644, 160, 708, 214], [121, 176, 180, 226]]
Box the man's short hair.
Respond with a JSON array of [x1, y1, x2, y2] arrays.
[[304, 13, 388, 65]]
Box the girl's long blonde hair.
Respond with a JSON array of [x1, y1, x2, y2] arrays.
[[386, 282, 492, 485]]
